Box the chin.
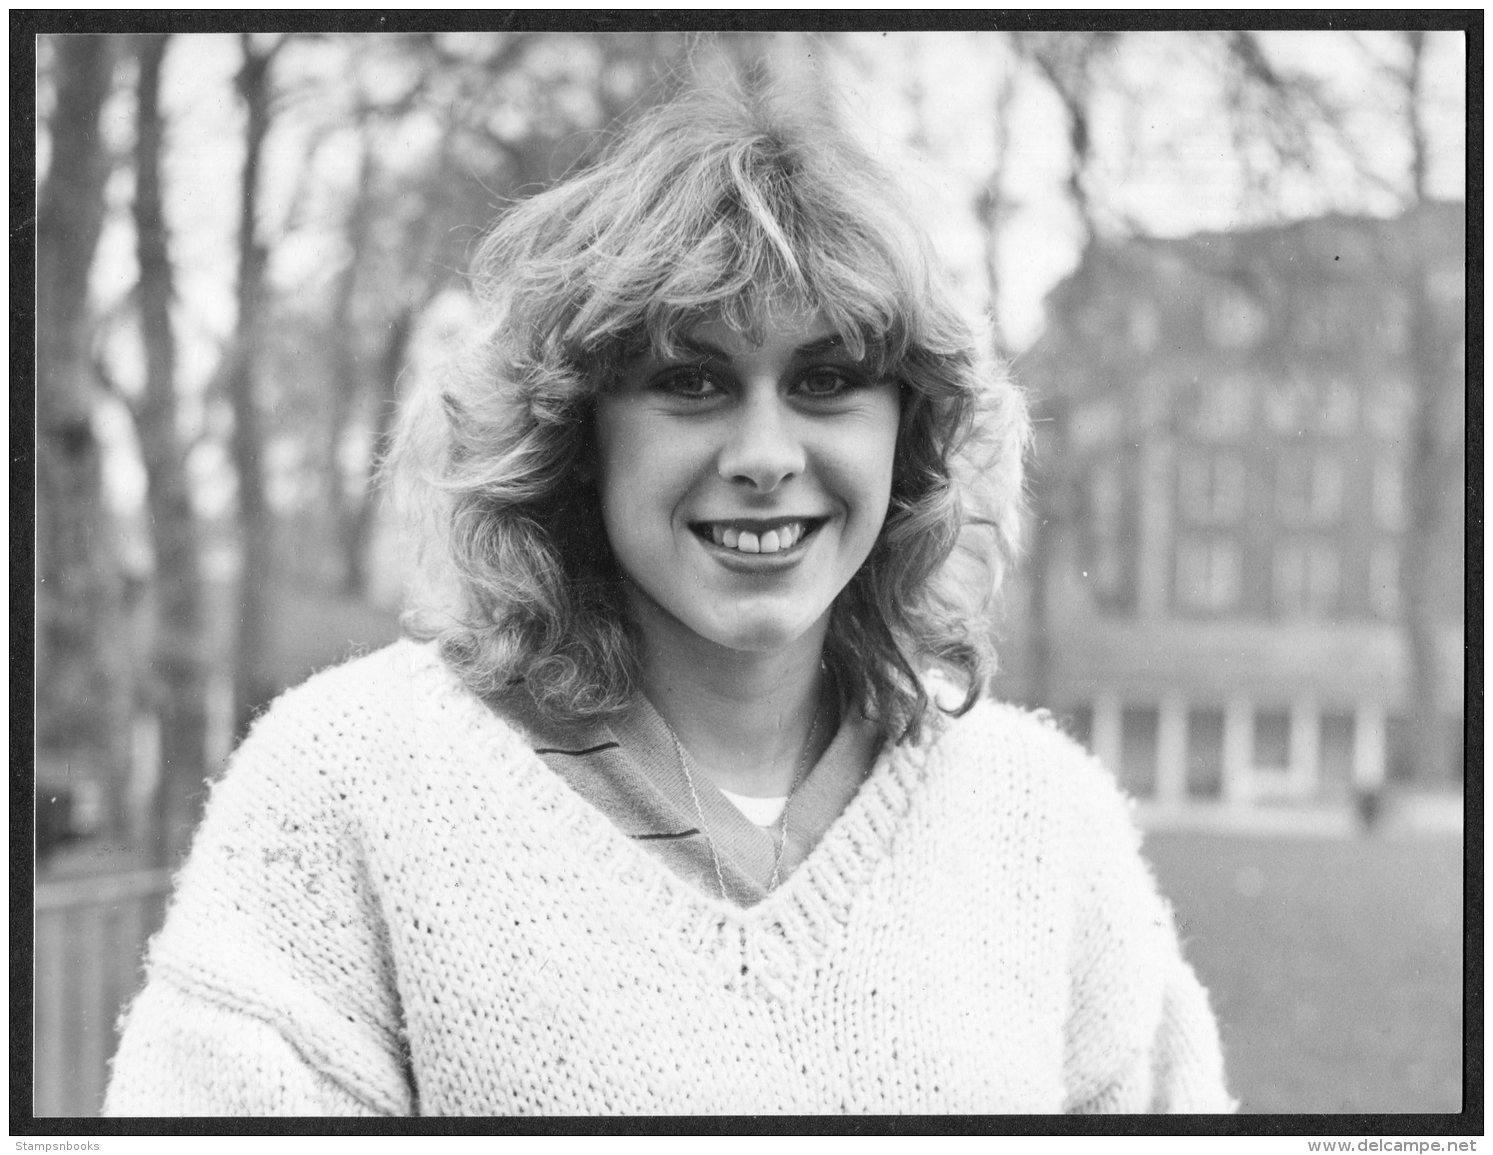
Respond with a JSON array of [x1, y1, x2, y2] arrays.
[[701, 606, 826, 656]]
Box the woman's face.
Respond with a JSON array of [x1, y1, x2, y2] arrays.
[[593, 304, 901, 660]]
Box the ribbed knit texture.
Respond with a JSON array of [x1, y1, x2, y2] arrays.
[[105, 640, 1233, 1116]]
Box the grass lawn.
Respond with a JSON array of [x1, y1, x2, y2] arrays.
[[1145, 830, 1466, 1115]]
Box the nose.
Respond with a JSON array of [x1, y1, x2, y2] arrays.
[[717, 392, 805, 492]]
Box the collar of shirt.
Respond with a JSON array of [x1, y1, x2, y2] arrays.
[[489, 684, 883, 905]]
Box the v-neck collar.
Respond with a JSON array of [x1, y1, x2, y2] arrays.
[[410, 641, 940, 987], [609, 692, 885, 894], [607, 695, 779, 901]]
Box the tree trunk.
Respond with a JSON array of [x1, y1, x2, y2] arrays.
[[1394, 32, 1457, 786], [133, 32, 210, 864], [35, 35, 128, 828], [1023, 400, 1074, 709], [973, 70, 1019, 368], [1007, 40, 1102, 710], [227, 37, 278, 737], [339, 308, 414, 597], [1399, 259, 1453, 782], [327, 140, 373, 594]]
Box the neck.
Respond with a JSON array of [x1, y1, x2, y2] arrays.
[[630, 601, 830, 798]]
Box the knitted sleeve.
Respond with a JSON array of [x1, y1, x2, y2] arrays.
[[104, 655, 414, 1116], [105, 980, 390, 1115], [1056, 739, 1234, 1114]]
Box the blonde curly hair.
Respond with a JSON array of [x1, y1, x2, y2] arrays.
[[390, 76, 1030, 743]]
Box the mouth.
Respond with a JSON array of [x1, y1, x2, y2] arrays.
[[689, 517, 827, 556]]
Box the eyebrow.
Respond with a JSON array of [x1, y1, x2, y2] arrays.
[[673, 333, 851, 362]]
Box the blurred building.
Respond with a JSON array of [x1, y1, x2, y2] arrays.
[[1002, 203, 1465, 815]]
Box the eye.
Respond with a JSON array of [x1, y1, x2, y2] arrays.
[[796, 366, 862, 399], [653, 366, 722, 399]]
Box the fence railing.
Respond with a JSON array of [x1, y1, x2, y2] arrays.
[[34, 869, 172, 1118]]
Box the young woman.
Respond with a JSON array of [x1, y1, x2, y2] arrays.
[[105, 78, 1231, 1116]]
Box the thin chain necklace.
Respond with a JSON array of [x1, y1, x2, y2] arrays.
[[664, 699, 823, 902]]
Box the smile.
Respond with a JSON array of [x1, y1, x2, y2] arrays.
[[691, 518, 825, 555]]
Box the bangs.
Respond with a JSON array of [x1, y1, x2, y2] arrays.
[[636, 245, 912, 376], [558, 130, 927, 379]]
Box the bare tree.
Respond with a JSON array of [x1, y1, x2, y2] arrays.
[[1009, 32, 1117, 247], [226, 33, 285, 736], [36, 34, 129, 827], [973, 69, 1020, 368], [1001, 32, 1117, 705], [1219, 31, 1345, 215], [1387, 31, 1464, 785], [297, 31, 701, 595], [323, 133, 378, 594], [1221, 30, 1465, 782], [131, 31, 211, 863]]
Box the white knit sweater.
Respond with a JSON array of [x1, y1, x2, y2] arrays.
[[105, 641, 1231, 1116]]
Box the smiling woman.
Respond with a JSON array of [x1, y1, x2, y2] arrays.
[[596, 309, 902, 672], [104, 70, 1233, 1117]]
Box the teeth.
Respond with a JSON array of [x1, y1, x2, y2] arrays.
[[706, 521, 808, 554]]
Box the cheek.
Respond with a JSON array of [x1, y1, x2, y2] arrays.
[[592, 402, 645, 517], [819, 420, 901, 552], [859, 403, 903, 519], [592, 407, 696, 561]]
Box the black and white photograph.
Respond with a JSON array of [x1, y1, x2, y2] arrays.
[[25, 18, 1472, 1135]]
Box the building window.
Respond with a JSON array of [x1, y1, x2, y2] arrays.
[[1071, 398, 1123, 453], [1190, 375, 1252, 440], [1092, 543, 1126, 603], [1062, 705, 1094, 751], [1294, 295, 1358, 350], [1268, 375, 1357, 435], [1186, 708, 1225, 799], [1205, 288, 1268, 349], [1120, 705, 1159, 799], [1367, 382, 1413, 439], [1274, 539, 1341, 618], [1277, 448, 1344, 525], [1385, 715, 1414, 781], [1320, 711, 1356, 797], [1375, 297, 1410, 344], [1090, 458, 1124, 522], [1128, 301, 1160, 352], [1319, 377, 1358, 434], [1428, 267, 1465, 308], [1384, 715, 1462, 783], [1178, 449, 1245, 523], [1264, 381, 1308, 435], [1175, 536, 1242, 613], [1373, 457, 1406, 530], [1369, 542, 1400, 618], [1253, 709, 1292, 772], [1086, 459, 1131, 607]]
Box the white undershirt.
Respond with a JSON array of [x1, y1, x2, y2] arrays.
[[719, 788, 788, 827]]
